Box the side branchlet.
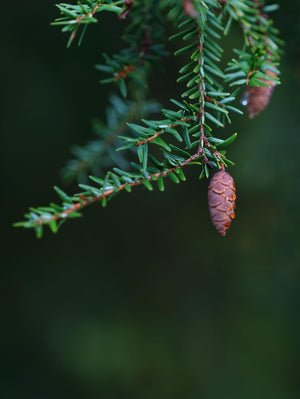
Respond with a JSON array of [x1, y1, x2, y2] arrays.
[[15, 0, 282, 237]]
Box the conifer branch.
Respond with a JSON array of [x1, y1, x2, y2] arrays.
[[52, 0, 125, 46], [195, 25, 207, 155], [224, 0, 281, 56], [223, 0, 282, 89], [15, 0, 283, 237], [15, 152, 202, 234], [97, 0, 166, 96], [133, 116, 198, 147], [62, 95, 160, 182]]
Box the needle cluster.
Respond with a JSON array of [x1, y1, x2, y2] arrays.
[[15, 0, 282, 237]]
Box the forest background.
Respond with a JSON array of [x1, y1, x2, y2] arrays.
[[1, 1, 299, 398]]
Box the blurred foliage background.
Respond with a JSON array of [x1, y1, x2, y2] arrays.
[[1, 1, 299, 398]]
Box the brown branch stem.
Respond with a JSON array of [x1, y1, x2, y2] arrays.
[[196, 27, 206, 144], [114, 65, 135, 81], [68, 1, 102, 43], [35, 152, 203, 227], [75, 1, 102, 23], [195, 26, 224, 169], [134, 116, 199, 146]]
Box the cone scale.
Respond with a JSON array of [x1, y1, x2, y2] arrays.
[[208, 171, 236, 236], [245, 70, 277, 119]]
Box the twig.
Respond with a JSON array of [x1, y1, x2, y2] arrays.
[[134, 116, 199, 146], [34, 152, 203, 226]]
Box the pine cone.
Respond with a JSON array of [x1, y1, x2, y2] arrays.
[[208, 171, 236, 236], [244, 69, 277, 119]]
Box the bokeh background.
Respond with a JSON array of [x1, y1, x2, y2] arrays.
[[1, 1, 299, 398]]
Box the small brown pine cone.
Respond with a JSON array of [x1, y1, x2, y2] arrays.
[[208, 171, 236, 236], [244, 69, 277, 119]]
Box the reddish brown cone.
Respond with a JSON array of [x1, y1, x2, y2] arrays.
[[244, 69, 277, 119], [208, 171, 236, 236]]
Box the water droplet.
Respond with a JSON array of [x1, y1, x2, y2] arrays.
[[240, 92, 248, 106]]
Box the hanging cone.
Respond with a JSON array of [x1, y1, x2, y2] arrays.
[[244, 69, 277, 119], [208, 171, 236, 236]]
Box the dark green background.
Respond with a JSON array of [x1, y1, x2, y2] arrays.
[[1, 1, 299, 398]]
